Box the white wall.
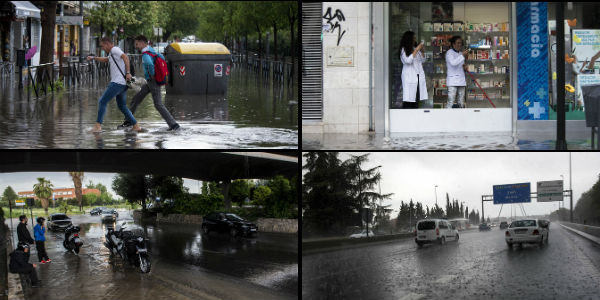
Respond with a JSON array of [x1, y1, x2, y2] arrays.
[[321, 2, 371, 133]]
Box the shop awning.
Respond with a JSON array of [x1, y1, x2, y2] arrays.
[[56, 15, 83, 26], [10, 1, 40, 19]]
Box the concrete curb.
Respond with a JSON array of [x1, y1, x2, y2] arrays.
[[303, 233, 414, 254], [559, 223, 600, 245]]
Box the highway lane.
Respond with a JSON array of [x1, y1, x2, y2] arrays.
[[302, 223, 600, 300]]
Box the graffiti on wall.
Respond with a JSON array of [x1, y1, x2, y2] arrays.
[[323, 7, 346, 46]]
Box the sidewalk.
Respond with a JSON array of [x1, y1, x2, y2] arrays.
[[303, 130, 595, 150]]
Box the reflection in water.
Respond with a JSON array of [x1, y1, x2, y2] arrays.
[[0, 66, 297, 148]]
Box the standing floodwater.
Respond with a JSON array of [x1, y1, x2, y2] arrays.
[[0, 65, 297, 149]]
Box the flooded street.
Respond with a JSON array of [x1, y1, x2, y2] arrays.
[[8, 212, 297, 300], [0, 66, 297, 148]]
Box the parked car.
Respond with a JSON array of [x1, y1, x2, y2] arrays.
[[499, 221, 509, 229], [48, 213, 73, 231], [505, 219, 549, 248], [101, 209, 118, 222], [201, 212, 258, 237], [90, 207, 106, 215], [415, 219, 459, 247], [479, 223, 491, 231], [349, 230, 375, 238]]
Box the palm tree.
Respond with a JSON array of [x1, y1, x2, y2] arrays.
[[69, 172, 84, 211], [33, 177, 54, 215]]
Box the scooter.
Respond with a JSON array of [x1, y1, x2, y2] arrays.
[[104, 222, 151, 273], [63, 224, 83, 254]]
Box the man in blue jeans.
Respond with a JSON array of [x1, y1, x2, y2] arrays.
[[87, 37, 142, 133], [118, 35, 180, 131]]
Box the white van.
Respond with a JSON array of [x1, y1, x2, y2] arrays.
[[415, 219, 459, 247]]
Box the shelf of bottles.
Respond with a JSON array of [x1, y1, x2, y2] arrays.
[[421, 21, 511, 107]]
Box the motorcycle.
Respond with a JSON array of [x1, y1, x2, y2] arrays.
[[63, 224, 83, 254], [104, 222, 151, 273]]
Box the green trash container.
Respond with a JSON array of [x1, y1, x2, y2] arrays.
[[164, 42, 231, 95]]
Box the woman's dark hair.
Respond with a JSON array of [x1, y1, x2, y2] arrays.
[[400, 31, 416, 58], [449, 35, 463, 47]]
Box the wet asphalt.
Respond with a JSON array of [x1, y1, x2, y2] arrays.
[[302, 223, 600, 300], [8, 211, 297, 300]]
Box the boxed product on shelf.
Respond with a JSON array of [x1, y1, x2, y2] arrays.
[[424, 22, 433, 32], [443, 23, 453, 32], [440, 78, 446, 88], [454, 22, 464, 32], [434, 23, 443, 32], [485, 23, 493, 32], [493, 23, 500, 32]]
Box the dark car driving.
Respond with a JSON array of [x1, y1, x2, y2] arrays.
[[479, 223, 491, 231], [201, 212, 258, 237], [48, 213, 73, 231], [499, 221, 509, 229], [90, 207, 106, 215]]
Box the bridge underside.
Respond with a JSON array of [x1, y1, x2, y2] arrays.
[[0, 152, 297, 180]]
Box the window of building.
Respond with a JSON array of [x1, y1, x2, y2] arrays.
[[389, 2, 511, 109]]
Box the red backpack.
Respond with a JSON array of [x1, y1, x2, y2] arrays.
[[143, 51, 168, 85]]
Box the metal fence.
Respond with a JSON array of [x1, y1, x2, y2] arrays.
[[232, 53, 294, 85]]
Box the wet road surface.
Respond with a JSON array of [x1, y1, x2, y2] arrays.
[[8, 211, 297, 300], [0, 66, 297, 148], [302, 223, 600, 300]]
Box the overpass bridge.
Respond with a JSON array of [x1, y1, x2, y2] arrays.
[[0, 152, 297, 180]]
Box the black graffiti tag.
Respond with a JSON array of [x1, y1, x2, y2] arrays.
[[323, 7, 346, 46]]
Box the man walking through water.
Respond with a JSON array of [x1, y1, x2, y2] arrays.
[[87, 37, 142, 133], [118, 35, 180, 131]]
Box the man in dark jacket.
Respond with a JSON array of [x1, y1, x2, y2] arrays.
[[9, 243, 40, 287], [17, 215, 34, 245]]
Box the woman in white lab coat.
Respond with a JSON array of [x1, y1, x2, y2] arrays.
[[445, 36, 470, 109], [400, 31, 428, 109]]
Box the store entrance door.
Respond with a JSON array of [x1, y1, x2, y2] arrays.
[[388, 2, 513, 133]]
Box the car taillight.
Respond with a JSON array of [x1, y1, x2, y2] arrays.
[[505, 231, 510, 236], [436, 228, 439, 236], [74, 233, 79, 237], [414, 229, 417, 237], [532, 230, 539, 235]]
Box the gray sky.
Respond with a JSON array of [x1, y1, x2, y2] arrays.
[[0, 172, 202, 199], [302, 152, 599, 219]]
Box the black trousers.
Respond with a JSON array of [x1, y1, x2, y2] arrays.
[[403, 74, 420, 109], [35, 241, 49, 261], [24, 268, 39, 284]]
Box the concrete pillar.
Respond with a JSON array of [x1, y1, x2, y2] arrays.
[[221, 180, 231, 209]]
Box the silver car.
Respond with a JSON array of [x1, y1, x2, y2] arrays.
[[101, 209, 118, 222]]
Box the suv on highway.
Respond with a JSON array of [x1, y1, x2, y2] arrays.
[[415, 219, 459, 247], [499, 221, 509, 229], [505, 219, 549, 248]]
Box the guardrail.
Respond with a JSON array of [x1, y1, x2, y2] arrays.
[[560, 222, 600, 239]]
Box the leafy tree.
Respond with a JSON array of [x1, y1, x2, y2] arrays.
[[2, 186, 18, 208], [88, 1, 142, 39], [68, 172, 84, 211], [33, 177, 54, 215], [112, 174, 148, 212], [230, 179, 251, 205], [573, 173, 600, 225], [59, 200, 71, 214], [252, 185, 272, 206], [159, 1, 202, 41]]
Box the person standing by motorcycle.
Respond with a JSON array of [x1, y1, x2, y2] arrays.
[[33, 217, 51, 264]]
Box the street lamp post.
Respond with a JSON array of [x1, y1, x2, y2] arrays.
[[435, 185, 438, 207]]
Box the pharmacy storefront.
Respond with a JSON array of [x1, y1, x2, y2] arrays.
[[302, 2, 600, 136]]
